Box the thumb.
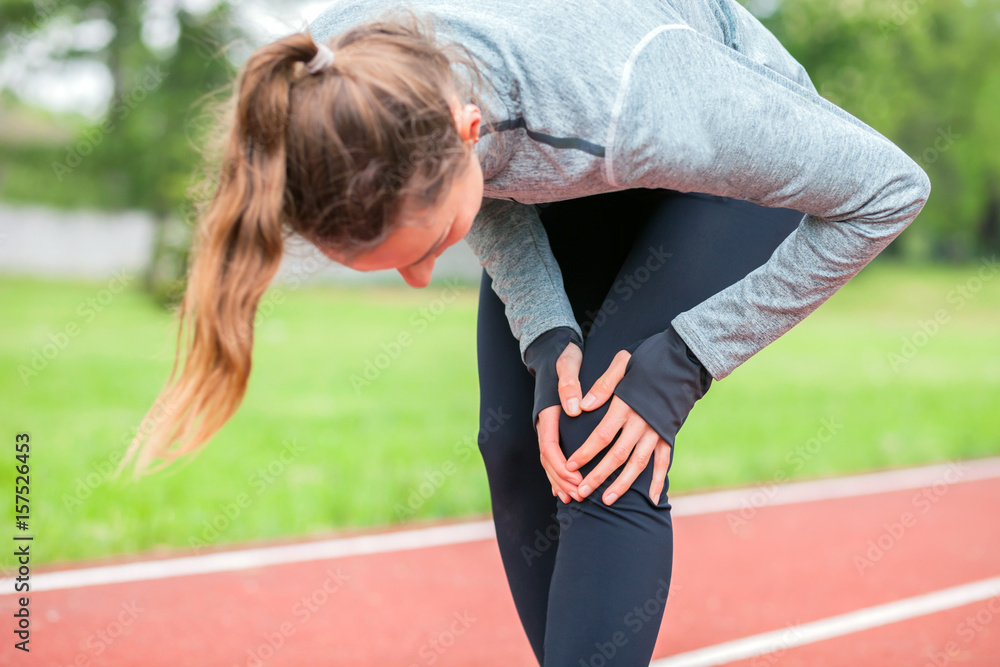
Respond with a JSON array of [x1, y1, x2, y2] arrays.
[[556, 341, 584, 416], [580, 349, 631, 411]]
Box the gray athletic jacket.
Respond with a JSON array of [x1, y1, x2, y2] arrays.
[[310, 0, 931, 384]]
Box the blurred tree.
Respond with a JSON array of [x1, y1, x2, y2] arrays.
[[753, 0, 1000, 260], [0, 0, 247, 305]]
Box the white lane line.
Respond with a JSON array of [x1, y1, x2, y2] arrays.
[[2, 521, 495, 594], [650, 575, 1000, 667], [671, 456, 1000, 516], [5, 457, 999, 594]]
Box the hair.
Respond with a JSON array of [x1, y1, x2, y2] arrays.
[[113, 6, 506, 481]]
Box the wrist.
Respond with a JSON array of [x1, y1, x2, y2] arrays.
[[613, 323, 712, 445], [523, 326, 583, 431]]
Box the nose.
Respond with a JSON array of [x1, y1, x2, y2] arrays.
[[397, 257, 435, 288]]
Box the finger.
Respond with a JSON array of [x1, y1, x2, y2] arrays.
[[546, 470, 571, 504], [649, 439, 672, 504], [566, 396, 634, 470], [537, 406, 583, 498], [556, 342, 584, 416], [542, 455, 580, 502], [541, 449, 579, 497], [601, 429, 660, 506], [538, 406, 583, 485], [566, 394, 629, 473], [579, 350, 632, 411], [577, 413, 647, 500], [551, 484, 571, 505]]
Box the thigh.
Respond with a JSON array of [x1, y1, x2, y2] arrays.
[[538, 188, 672, 337], [541, 191, 803, 665], [559, 191, 804, 474]]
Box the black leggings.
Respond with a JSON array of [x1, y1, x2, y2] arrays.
[[474, 188, 803, 666]]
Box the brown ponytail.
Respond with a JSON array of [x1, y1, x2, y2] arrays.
[[115, 8, 502, 480]]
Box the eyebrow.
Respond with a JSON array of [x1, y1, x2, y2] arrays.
[[408, 222, 451, 267]]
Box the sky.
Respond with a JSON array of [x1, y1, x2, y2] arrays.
[[0, 0, 337, 119]]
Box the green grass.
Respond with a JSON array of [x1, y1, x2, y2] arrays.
[[1, 259, 998, 569]]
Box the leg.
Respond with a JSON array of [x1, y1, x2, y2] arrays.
[[541, 190, 804, 665], [475, 268, 557, 664], [475, 193, 654, 664]]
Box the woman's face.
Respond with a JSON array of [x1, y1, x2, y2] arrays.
[[319, 100, 484, 288]]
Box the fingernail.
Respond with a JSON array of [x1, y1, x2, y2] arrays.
[[604, 492, 618, 505], [566, 460, 578, 471], [579, 484, 591, 497], [571, 493, 581, 502], [567, 397, 579, 414], [559, 492, 570, 503], [653, 492, 661, 504], [580, 394, 596, 409]]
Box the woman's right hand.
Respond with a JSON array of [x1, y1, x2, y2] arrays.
[[536, 340, 585, 503], [535, 336, 651, 505]]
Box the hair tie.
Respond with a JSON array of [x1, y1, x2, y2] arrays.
[[305, 43, 335, 74]]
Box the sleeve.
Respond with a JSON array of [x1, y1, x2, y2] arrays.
[[464, 197, 584, 431], [463, 197, 582, 362], [717, 0, 819, 95], [606, 21, 931, 383]]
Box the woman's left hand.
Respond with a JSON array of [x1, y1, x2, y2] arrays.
[[565, 350, 672, 507]]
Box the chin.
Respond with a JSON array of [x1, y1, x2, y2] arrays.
[[403, 274, 432, 289]]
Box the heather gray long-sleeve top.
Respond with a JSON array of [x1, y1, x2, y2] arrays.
[[310, 0, 931, 381]]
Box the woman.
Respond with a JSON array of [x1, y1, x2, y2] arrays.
[[117, 0, 930, 663]]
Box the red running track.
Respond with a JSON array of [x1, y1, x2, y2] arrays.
[[4, 460, 999, 666]]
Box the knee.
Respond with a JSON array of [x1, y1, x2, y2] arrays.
[[480, 403, 516, 436], [557, 403, 674, 513], [557, 400, 613, 463], [477, 409, 538, 481]]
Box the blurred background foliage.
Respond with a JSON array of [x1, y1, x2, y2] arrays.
[[756, 0, 1000, 260], [0, 0, 252, 304], [1, 0, 998, 294]]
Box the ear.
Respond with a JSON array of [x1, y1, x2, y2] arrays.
[[454, 102, 482, 144], [465, 104, 482, 143]]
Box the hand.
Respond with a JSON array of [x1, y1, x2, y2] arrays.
[[564, 350, 672, 507], [536, 340, 585, 503]]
